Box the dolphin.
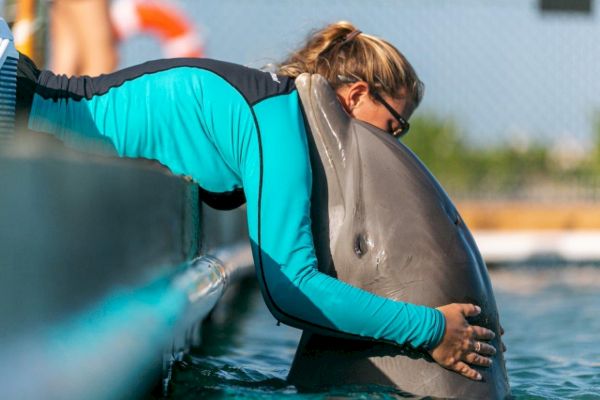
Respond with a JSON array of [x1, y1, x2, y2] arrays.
[[288, 74, 510, 399]]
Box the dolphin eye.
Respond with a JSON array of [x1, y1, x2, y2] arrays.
[[354, 233, 368, 258]]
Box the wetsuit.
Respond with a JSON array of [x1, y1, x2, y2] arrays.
[[16, 55, 445, 350]]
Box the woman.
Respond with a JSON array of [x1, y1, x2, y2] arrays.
[[9, 20, 495, 381]]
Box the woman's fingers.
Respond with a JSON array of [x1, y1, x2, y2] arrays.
[[471, 325, 497, 356], [454, 360, 482, 381], [459, 303, 481, 318], [431, 303, 500, 381], [478, 341, 496, 356], [472, 325, 495, 341], [464, 351, 492, 367], [471, 340, 496, 356]]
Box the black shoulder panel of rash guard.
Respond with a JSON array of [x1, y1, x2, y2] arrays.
[[199, 186, 247, 210], [34, 58, 297, 105]]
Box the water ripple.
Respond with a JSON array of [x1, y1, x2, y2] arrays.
[[166, 269, 600, 399]]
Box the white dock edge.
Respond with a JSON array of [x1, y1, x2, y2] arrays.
[[473, 230, 600, 264]]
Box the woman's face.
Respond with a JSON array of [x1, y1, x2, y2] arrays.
[[336, 82, 414, 137]]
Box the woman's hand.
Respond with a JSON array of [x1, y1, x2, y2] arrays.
[[428, 303, 496, 381]]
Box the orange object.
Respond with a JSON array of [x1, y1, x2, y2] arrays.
[[13, 0, 40, 62], [111, 0, 203, 58]]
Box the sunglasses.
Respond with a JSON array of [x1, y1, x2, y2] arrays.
[[370, 91, 410, 139]]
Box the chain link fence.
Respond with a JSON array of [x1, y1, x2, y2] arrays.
[[117, 0, 600, 200], [4, 0, 600, 200]]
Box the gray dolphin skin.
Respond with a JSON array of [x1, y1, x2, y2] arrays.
[[288, 74, 510, 399]]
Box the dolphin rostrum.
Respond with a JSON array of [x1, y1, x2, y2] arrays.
[[288, 74, 510, 399]]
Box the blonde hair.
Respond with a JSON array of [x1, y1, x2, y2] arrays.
[[278, 21, 424, 107]]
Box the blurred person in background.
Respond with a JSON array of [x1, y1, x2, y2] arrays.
[[49, 0, 116, 75], [7, 20, 497, 381]]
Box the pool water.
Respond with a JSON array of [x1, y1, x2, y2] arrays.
[[167, 267, 600, 399]]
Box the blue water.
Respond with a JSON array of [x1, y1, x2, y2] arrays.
[[167, 267, 600, 399], [492, 267, 600, 399]]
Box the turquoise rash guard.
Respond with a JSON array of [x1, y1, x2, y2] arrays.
[[17, 56, 445, 350]]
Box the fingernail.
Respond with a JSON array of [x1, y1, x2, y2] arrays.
[[475, 306, 481, 313], [476, 373, 482, 381]]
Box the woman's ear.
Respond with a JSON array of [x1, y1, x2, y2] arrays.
[[337, 81, 370, 116]]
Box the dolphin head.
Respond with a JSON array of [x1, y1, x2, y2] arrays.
[[292, 74, 510, 399]]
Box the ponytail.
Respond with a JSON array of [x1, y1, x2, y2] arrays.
[[278, 21, 424, 107]]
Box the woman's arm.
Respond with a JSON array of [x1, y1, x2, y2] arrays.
[[244, 90, 446, 350]]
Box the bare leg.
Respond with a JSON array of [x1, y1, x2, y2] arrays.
[[49, 0, 117, 76], [49, 0, 78, 75]]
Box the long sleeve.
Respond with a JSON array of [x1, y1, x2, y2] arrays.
[[24, 59, 245, 195]]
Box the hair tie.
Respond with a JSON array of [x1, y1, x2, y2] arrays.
[[340, 29, 362, 45]]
